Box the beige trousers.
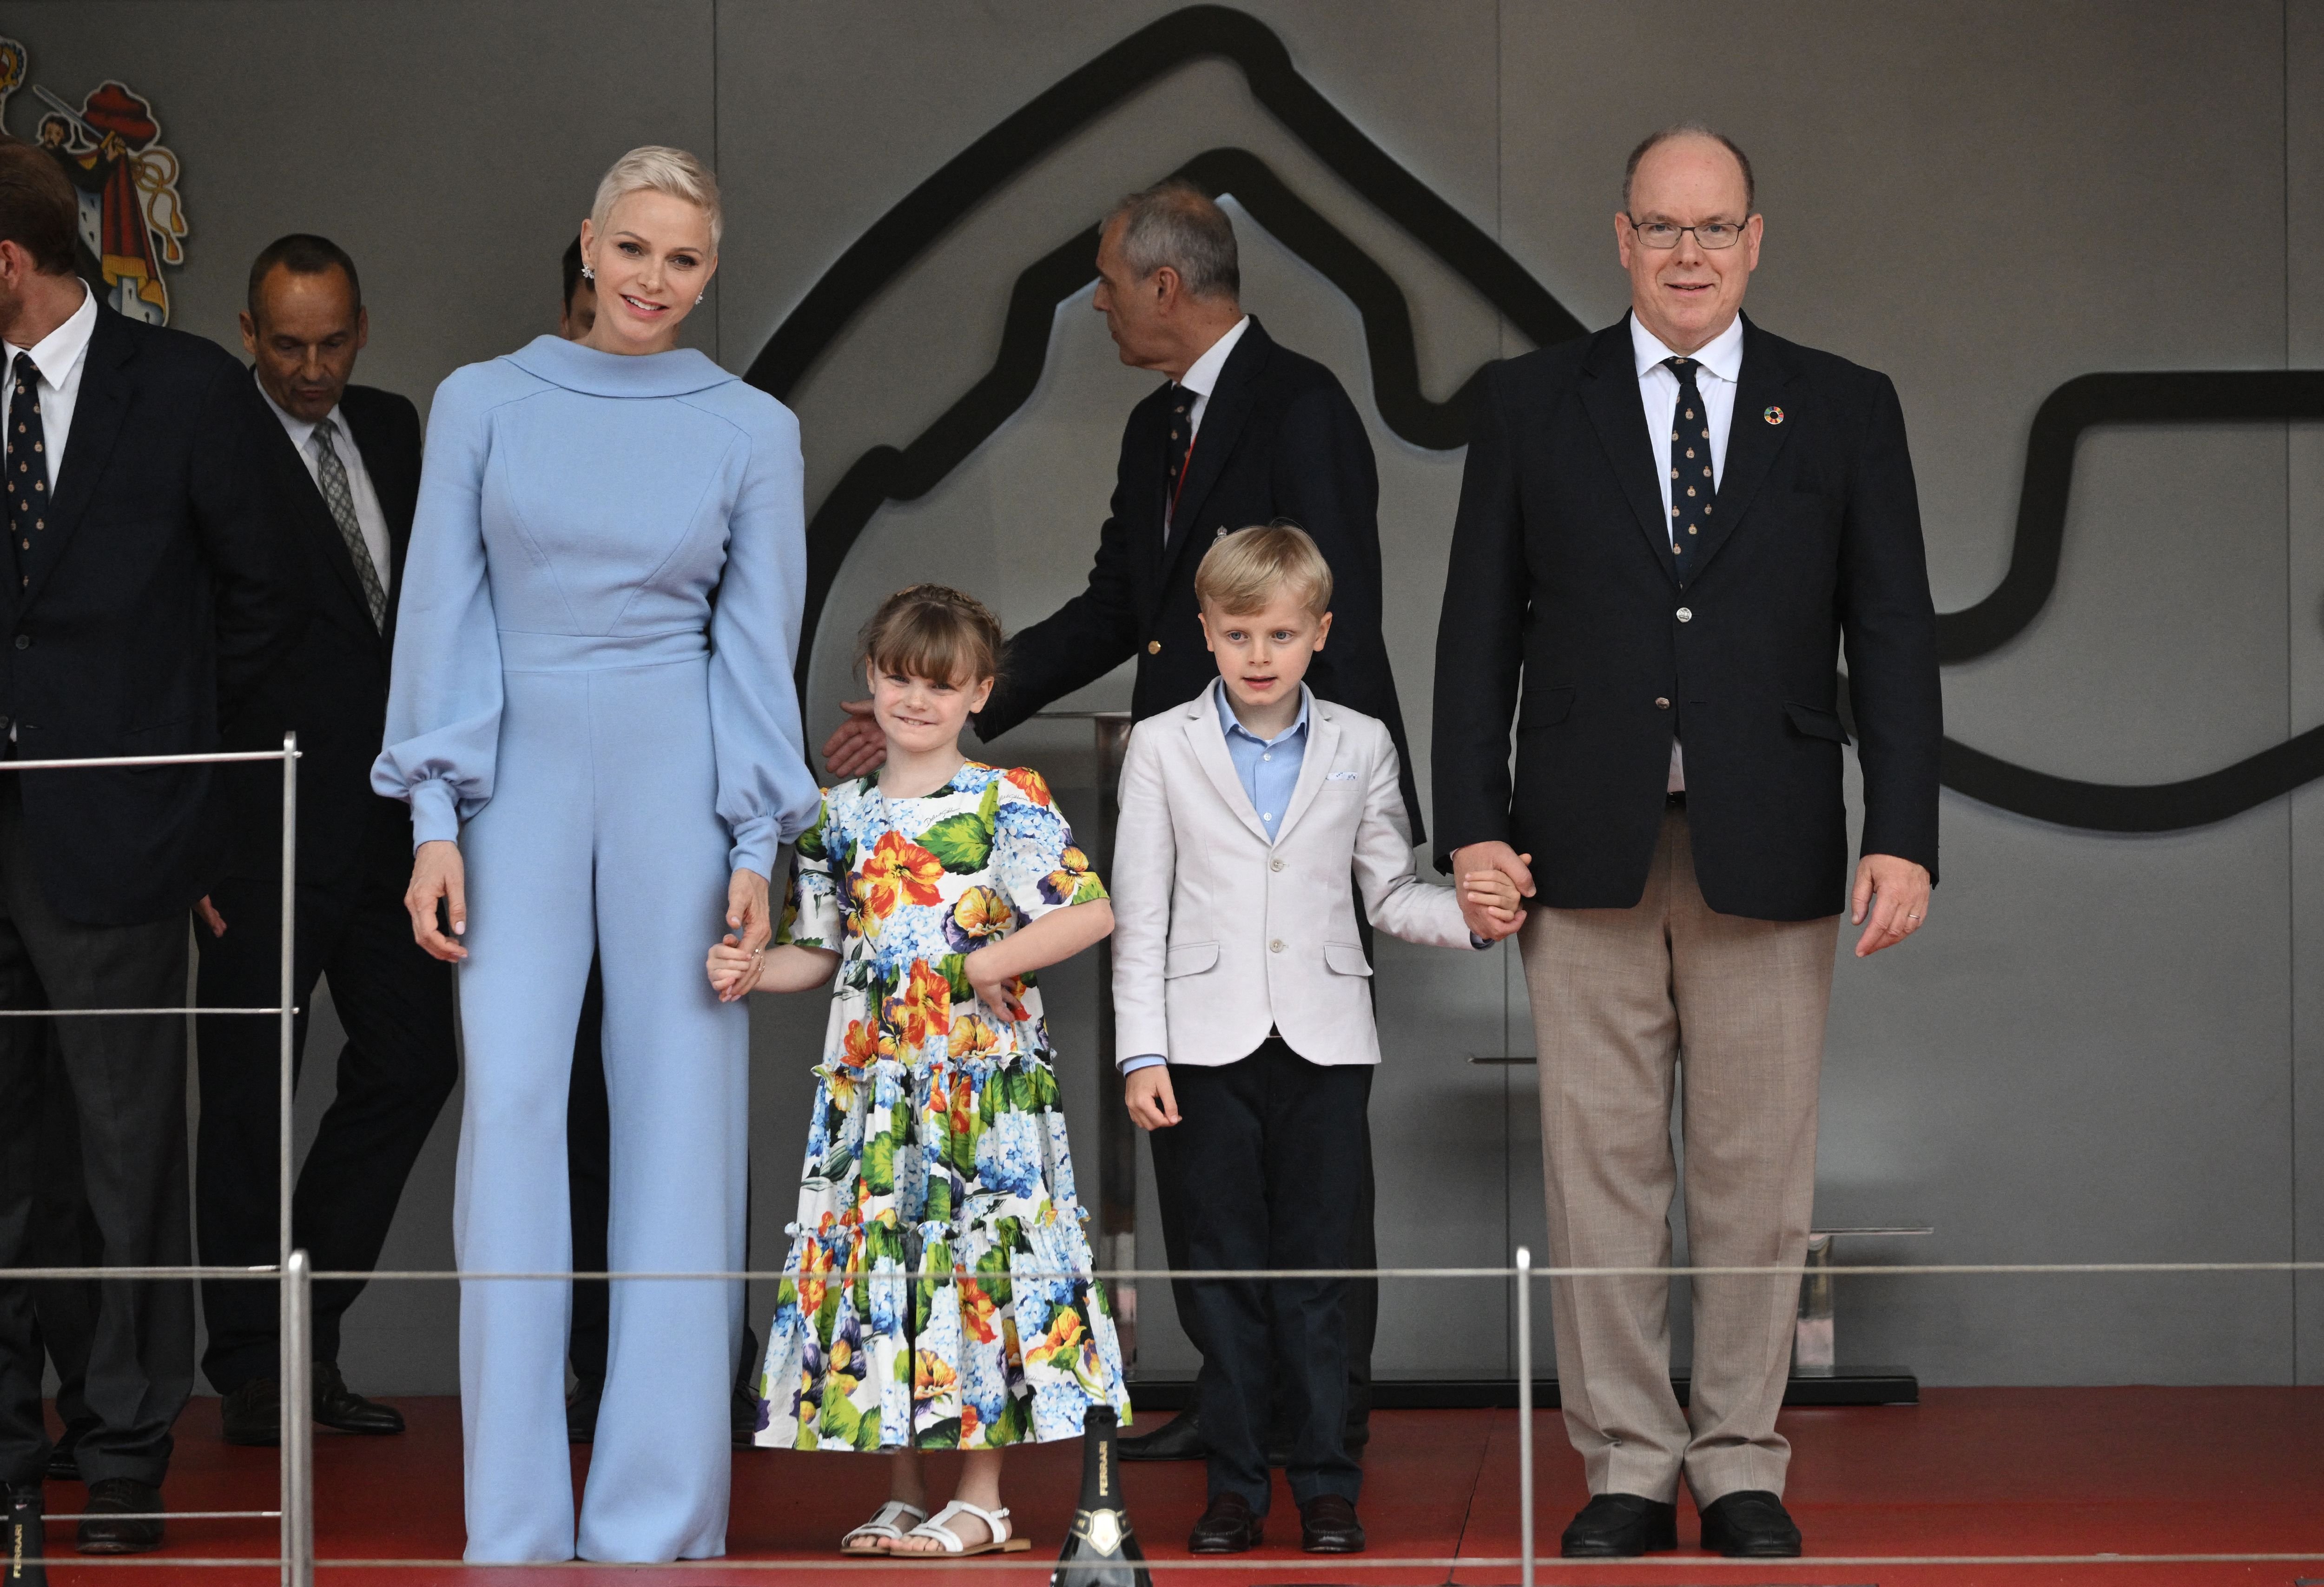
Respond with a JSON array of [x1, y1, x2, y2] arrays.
[[1518, 810, 1836, 1505]]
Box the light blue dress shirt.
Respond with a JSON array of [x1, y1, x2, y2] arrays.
[[1122, 688, 1311, 1076]]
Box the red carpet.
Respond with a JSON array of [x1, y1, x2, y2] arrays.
[[32, 1388, 2324, 1584]]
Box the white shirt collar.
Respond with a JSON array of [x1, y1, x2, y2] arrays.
[[1630, 310, 1745, 386], [1176, 315, 1251, 401], [4, 279, 98, 389], [255, 371, 345, 458]]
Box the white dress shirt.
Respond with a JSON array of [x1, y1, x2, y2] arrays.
[[257, 376, 392, 588], [1631, 311, 1744, 794], [3, 280, 99, 494], [1176, 314, 1250, 436]]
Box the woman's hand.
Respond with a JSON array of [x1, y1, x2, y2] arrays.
[[727, 868, 772, 955], [964, 946, 1028, 1024], [406, 840, 468, 961], [708, 933, 764, 1001]]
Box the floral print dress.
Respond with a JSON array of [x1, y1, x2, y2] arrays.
[[753, 763, 1131, 1451]]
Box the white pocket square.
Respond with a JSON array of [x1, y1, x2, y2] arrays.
[[1326, 770, 1360, 781]]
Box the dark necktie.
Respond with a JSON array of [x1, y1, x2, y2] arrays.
[[8, 352, 50, 596], [1664, 356, 1712, 586], [1162, 383, 1196, 542], [312, 418, 388, 629]]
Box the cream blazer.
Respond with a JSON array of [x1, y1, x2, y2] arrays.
[[1110, 682, 1472, 1067]]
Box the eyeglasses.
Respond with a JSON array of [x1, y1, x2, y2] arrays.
[[1624, 216, 1747, 250]]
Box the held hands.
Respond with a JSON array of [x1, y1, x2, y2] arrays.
[[708, 933, 764, 1001], [405, 840, 468, 961], [1125, 1066, 1181, 1131], [1452, 841, 1534, 941], [1851, 853, 1932, 958], [727, 868, 772, 954], [822, 700, 886, 779]]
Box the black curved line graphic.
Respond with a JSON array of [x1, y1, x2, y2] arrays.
[[752, 3, 2324, 834]]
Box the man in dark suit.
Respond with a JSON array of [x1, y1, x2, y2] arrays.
[[1434, 126, 1941, 1561], [194, 235, 456, 1449], [823, 180, 1416, 1474], [0, 139, 298, 1556]]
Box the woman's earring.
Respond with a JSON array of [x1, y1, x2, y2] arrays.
[[695, 292, 705, 305], [581, 265, 595, 281]]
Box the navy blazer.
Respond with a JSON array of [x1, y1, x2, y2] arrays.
[[0, 309, 299, 926], [216, 381, 423, 885], [974, 316, 1422, 840], [1431, 315, 1941, 921]]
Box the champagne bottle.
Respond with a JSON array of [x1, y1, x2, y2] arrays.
[[6, 1483, 43, 1586], [1051, 1407, 1150, 1587]]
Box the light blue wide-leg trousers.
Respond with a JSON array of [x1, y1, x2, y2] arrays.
[[453, 636, 747, 1562]]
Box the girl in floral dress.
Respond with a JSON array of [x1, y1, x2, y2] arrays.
[[707, 586, 1129, 1558]]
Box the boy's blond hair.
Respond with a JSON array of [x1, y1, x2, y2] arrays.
[[1193, 523, 1333, 618], [858, 584, 1005, 686]]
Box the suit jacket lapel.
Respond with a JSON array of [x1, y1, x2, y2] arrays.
[[1185, 685, 1274, 846], [1692, 315, 1800, 579], [1160, 318, 1268, 584], [26, 310, 135, 613], [1579, 318, 1680, 587], [1269, 697, 1338, 846]]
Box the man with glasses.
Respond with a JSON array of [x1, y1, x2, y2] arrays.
[[1433, 125, 1941, 1560]]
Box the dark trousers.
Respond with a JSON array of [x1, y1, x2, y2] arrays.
[[27, 1031, 101, 1452], [194, 862, 457, 1392], [565, 957, 757, 1396], [1156, 1038, 1369, 1512], [0, 777, 193, 1488]]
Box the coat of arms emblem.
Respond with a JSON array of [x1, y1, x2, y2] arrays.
[[0, 36, 189, 324]]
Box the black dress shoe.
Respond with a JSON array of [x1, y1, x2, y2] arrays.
[[1298, 1493, 1364, 1554], [220, 1378, 281, 1447], [75, 1478, 162, 1555], [1559, 1492, 1677, 1558], [1187, 1491, 1263, 1554], [7, 1481, 45, 1582], [44, 1433, 82, 1484], [1118, 1409, 1207, 1462], [567, 1376, 602, 1444], [1698, 1489, 1802, 1557], [313, 1363, 404, 1436]]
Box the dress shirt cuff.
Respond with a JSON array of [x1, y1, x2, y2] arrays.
[[726, 817, 776, 882], [409, 779, 461, 850], [1119, 1054, 1169, 1076]]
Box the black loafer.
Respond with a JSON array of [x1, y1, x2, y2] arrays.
[[1188, 1491, 1263, 1554], [567, 1376, 603, 1444], [1119, 1409, 1207, 1462], [45, 1430, 85, 1483], [313, 1363, 404, 1436], [7, 1481, 45, 1580], [1698, 1489, 1801, 1557], [75, 1477, 163, 1555], [220, 1377, 281, 1447], [1559, 1492, 1677, 1558], [1298, 1493, 1365, 1554]]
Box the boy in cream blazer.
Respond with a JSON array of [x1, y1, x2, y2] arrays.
[[1111, 526, 1516, 1557]]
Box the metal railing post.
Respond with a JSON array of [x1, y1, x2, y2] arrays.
[[277, 732, 297, 1274], [281, 1250, 314, 1587], [1515, 1244, 1535, 1587]]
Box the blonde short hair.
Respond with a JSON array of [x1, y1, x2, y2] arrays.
[[589, 145, 723, 250], [859, 584, 1005, 687], [1194, 523, 1333, 618]]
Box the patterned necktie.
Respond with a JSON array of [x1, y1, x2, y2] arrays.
[[1162, 384, 1196, 542], [312, 418, 387, 630], [1664, 356, 1713, 586], [9, 352, 49, 596]]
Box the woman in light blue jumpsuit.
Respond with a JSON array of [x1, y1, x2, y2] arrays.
[[373, 154, 818, 1563]]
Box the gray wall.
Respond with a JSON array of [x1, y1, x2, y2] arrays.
[[10, 0, 2319, 1392]]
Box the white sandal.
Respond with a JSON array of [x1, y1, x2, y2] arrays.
[[900, 1499, 1031, 1556], [840, 1499, 927, 1555]]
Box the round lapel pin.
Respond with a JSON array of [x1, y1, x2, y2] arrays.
[[1763, 405, 1785, 425]]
